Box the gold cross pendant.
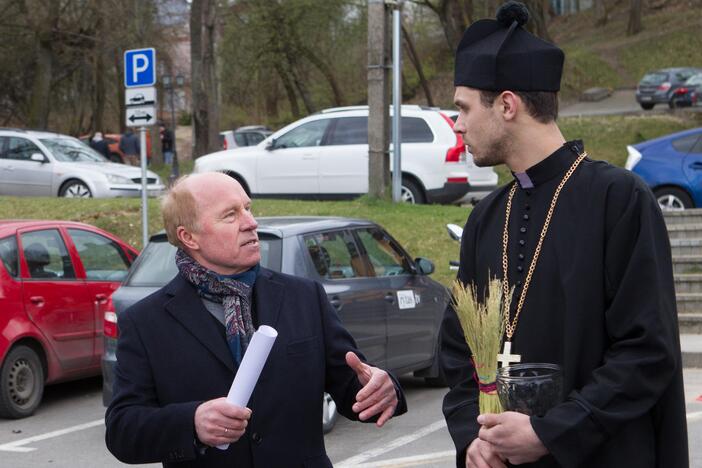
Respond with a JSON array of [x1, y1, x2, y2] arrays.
[[497, 341, 521, 369]]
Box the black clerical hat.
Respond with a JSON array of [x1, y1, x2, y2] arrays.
[[454, 1, 564, 92]]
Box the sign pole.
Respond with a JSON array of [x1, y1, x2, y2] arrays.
[[140, 126, 149, 248]]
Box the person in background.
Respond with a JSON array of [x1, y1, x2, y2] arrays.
[[160, 123, 175, 165], [119, 128, 140, 166], [90, 131, 110, 159]]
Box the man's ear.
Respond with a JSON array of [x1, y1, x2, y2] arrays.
[[498, 91, 519, 121], [176, 226, 199, 251]]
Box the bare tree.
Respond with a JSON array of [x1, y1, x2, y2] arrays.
[[627, 0, 643, 35], [411, 0, 471, 52], [522, 0, 552, 42], [402, 22, 434, 107], [191, 0, 220, 158]]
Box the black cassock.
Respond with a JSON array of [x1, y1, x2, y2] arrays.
[[441, 141, 688, 467]]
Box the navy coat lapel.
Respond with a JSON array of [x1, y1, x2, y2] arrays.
[[253, 268, 285, 329], [164, 275, 235, 373]]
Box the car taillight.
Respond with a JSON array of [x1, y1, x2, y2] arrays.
[[447, 177, 468, 184], [222, 139, 228, 150], [439, 112, 465, 163], [675, 87, 689, 95], [658, 82, 671, 91], [104, 298, 118, 339]]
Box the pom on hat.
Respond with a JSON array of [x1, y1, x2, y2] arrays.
[[496, 1, 529, 27]]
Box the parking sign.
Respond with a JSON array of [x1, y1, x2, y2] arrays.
[[124, 48, 156, 88]]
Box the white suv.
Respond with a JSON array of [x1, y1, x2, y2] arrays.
[[195, 105, 497, 204]]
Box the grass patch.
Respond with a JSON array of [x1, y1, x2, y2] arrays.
[[561, 46, 622, 99], [0, 196, 469, 287]]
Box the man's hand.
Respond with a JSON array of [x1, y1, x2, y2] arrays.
[[346, 351, 398, 427], [477, 412, 548, 465], [194, 398, 252, 447], [465, 438, 507, 468]]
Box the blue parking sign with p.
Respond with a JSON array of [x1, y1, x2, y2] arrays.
[[124, 48, 156, 88]]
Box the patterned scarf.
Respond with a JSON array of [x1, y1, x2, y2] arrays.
[[175, 249, 259, 365]]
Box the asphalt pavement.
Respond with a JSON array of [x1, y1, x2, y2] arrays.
[[560, 89, 702, 118]]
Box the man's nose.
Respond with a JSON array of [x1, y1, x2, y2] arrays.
[[242, 210, 258, 230]]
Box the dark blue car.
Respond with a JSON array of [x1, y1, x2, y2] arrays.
[[626, 127, 702, 210]]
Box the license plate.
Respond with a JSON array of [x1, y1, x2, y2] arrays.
[[640, 96, 652, 101]]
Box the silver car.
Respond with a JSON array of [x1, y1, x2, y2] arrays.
[[0, 129, 165, 198]]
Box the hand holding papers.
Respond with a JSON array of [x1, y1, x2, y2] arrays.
[[217, 325, 278, 450]]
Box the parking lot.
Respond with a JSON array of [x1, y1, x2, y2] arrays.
[[1, 371, 701, 467]]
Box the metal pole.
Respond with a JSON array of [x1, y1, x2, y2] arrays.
[[392, 5, 402, 203], [140, 126, 149, 248], [169, 86, 180, 183]]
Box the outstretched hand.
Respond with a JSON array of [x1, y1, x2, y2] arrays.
[[346, 351, 398, 427]]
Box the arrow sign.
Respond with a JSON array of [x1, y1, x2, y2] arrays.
[[126, 105, 156, 127]]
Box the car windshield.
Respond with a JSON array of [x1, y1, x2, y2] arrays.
[[126, 234, 282, 287], [640, 72, 668, 85], [685, 74, 702, 86], [40, 137, 108, 163]]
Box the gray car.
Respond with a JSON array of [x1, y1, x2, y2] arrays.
[[101, 217, 448, 432], [636, 67, 702, 110], [0, 129, 164, 197]]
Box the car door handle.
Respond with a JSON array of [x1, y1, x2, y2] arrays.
[[302, 155, 315, 160], [29, 296, 45, 306], [689, 162, 702, 170], [329, 296, 342, 311], [95, 293, 108, 304], [384, 293, 395, 303]]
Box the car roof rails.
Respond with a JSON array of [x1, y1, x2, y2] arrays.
[[319, 104, 425, 114], [236, 125, 270, 132]]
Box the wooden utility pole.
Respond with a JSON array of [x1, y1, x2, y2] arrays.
[[368, 0, 392, 200]]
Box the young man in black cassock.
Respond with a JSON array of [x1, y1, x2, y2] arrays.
[[440, 2, 689, 467]]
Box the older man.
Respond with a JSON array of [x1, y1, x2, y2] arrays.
[[105, 172, 406, 468]]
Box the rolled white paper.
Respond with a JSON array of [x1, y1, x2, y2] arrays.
[[217, 325, 278, 450]]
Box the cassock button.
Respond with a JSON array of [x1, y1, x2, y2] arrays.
[[525, 205, 531, 210], [519, 239, 526, 246], [517, 265, 524, 272], [523, 214, 529, 221], [518, 253, 525, 260], [520, 227, 527, 233], [516, 280, 522, 287], [252, 432, 262, 444]]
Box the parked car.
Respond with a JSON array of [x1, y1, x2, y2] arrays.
[[198, 105, 499, 204], [625, 127, 702, 210], [101, 217, 449, 432], [80, 133, 153, 164], [670, 73, 702, 108], [0, 129, 164, 198], [635, 67, 702, 110], [0, 220, 138, 418], [220, 125, 273, 150]]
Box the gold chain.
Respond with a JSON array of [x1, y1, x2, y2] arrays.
[[501, 151, 588, 340]]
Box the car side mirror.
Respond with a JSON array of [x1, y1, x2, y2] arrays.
[[265, 139, 276, 151], [30, 153, 47, 163], [415, 257, 435, 275]]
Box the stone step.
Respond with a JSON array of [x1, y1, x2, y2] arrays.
[[667, 224, 702, 240], [672, 256, 702, 274], [681, 333, 702, 368], [664, 208, 702, 226], [679, 314, 702, 335], [676, 293, 702, 314], [675, 274, 702, 294], [671, 238, 702, 256]]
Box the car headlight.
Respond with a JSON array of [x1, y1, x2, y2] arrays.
[[625, 145, 642, 171], [106, 174, 133, 184]]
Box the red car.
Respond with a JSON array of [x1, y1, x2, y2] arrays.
[[0, 220, 138, 418]]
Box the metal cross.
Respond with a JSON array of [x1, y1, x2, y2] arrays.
[[497, 341, 522, 369]]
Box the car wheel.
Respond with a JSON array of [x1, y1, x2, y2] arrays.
[[108, 153, 123, 164], [60, 180, 92, 198], [0, 345, 45, 419], [640, 103, 654, 110], [322, 393, 338, 434], [655, 187, 693, 211], [401, 178, 425, 204]]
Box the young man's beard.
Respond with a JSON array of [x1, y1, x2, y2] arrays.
[[473, 136, 510, 168]]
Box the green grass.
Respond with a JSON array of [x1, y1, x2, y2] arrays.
[[491, 114, 701, 186], [0, 196, 469, 287], [561, 46, 622, 98]]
